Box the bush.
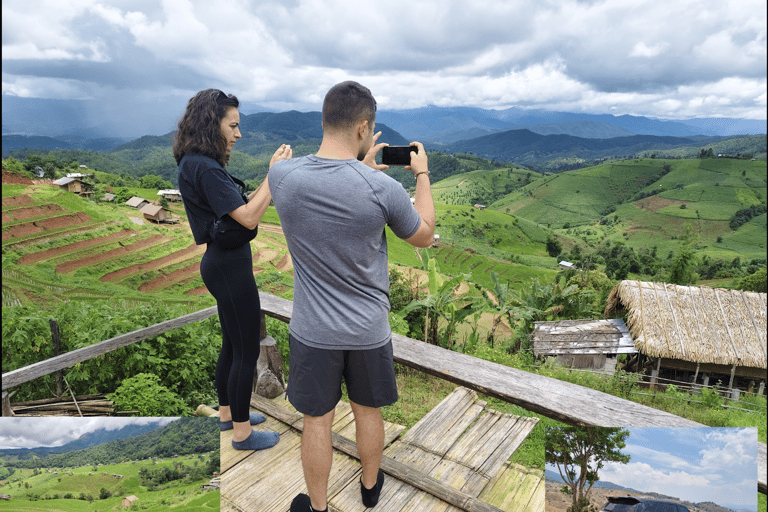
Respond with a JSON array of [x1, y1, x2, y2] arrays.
[[108, 373, 189, 416]]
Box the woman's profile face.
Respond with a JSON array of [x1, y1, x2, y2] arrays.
[[220, 107, 242, 158]]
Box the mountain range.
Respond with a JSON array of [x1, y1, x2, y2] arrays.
[[0, 421, 165, 459], [4, 418, 218, 468], [2, 107, 765, 175], [3, 94, 765, 143]]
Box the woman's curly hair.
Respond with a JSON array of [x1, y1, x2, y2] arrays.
[[173, 89, 239, 167]]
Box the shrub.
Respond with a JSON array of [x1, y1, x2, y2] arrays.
[[108, 373, 189, 416]]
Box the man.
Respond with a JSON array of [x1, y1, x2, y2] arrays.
[[269, 81, 435, 512]]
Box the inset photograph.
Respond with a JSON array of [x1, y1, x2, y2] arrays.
[[0, 416, 219, 510], [545, 426, 757, 512]]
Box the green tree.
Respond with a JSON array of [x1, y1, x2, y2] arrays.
[[668, 225, 698, 285], [546, 236, 563, 258], [737, 268, 767, 293], [2, 156, 27, 176], [546, 427, 630, 512]]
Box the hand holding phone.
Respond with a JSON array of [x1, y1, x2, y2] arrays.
[[381, 145, 419, 166]]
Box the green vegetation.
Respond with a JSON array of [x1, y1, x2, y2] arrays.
[[0, 419, 219, 511], [2, 151, 766, 503]]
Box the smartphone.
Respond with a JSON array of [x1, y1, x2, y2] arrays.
[[382, 145, 418, 166]]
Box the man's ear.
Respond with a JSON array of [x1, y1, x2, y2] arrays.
[[356, 118, 369, 140]]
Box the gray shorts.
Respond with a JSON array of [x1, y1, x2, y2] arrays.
[[286, 335, 399, 417]]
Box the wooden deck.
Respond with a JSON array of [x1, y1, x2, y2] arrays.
[[221, 387, 543, 512]]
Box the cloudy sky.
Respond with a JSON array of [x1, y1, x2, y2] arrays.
[[0, 417, 177, 449], [2, 0, 766, 136], [547, 427, 758, 511]]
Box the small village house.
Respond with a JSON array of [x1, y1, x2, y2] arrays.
[[532, 318, 637, 375], [122, 495, 138, 508], [101, 192, 116, 202], [157, 189, 182, 201], [52, 176, 92, 197], [125, 196, 149, 209], [139, 203, 169, 223]]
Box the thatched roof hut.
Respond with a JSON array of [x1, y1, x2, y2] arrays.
[[605, 280, 767, 389]]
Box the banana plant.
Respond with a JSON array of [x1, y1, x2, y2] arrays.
[[403, 252, 482, 348]]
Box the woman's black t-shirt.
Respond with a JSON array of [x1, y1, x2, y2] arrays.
[[178, 154, 247, 245]]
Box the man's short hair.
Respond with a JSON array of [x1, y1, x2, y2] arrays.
[[322, 81, 377, 131]]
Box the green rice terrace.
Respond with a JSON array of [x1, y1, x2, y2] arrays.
[[0, 453, 219, 511]]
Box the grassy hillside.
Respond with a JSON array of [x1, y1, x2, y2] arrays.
[[484, 157, 766, 260], [0, 453, 219, 511]]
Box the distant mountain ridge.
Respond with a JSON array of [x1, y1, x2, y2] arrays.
[[0, 421, 165, 459], [376, 105, 767, 143], [432, 129, 715, 166], [6, 418, 217, 468], [4, 94, 765, 142]]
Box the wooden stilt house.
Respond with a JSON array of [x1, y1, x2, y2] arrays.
[[604, 280, 767, 394]]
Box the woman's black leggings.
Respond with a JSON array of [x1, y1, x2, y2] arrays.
[[200, 241, 260, 423]]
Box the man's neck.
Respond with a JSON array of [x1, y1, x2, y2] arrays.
[[315, 135, 357, 160]]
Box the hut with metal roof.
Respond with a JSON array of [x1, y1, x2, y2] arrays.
[[532, 318, 637, 375], [604, 280, 767, 394]]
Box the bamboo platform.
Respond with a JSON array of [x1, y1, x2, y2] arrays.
[[221, 387, 543, 512]]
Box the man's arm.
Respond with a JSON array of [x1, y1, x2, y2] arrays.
[[403, 142, 435, 248]]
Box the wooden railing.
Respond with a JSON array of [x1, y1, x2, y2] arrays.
[[2, 291, 766, 495]]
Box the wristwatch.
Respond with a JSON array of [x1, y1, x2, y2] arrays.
[[414, 171, 430, 179]]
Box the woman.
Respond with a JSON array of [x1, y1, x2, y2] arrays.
[[174, 89, 291, 450]]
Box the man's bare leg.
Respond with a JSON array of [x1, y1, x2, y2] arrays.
[[350, 400, 384, 489], [302, 408, 335, 511]]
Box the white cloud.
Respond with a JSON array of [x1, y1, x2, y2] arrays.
[[2, 0, 765, 129], [630, 42, 670, 58]]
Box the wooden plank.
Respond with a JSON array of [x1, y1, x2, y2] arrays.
[[251, 394, 507, 512], [1, 305, 219, 390], [391, 333, 699, 427], [479, 462, 544, 512]]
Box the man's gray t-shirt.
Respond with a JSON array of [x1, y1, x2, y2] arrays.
[[269, 155, 422, 350]]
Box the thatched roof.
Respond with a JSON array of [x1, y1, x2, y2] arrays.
[[605, 280, 767, 369]]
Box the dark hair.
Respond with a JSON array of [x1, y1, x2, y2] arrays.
[[173, 89, 239, 166], [322, 81, 377, 132]]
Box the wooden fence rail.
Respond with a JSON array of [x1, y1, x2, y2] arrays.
[[2, 291, 766, 494]]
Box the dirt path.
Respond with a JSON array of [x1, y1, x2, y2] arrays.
[[55, 234, 169, 273], [100, 243, 204, 282], [18, 229, 135, 265]]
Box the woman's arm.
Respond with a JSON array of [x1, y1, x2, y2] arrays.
[[228, 144, 291, 229]]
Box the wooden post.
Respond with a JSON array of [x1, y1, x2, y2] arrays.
[[650, 358, 661, 391], [253, 311, 286, 399], [728, 363, 737, 392], [758, 381, 765, 396], [692, 362, 701, 395], [2, 391, 13, 417], [50, 319, 63, 399]]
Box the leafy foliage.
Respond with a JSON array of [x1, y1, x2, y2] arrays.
[[729, 204, 767, 230], [2, 301, 220, 405], [108, 373, 188, 416]]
